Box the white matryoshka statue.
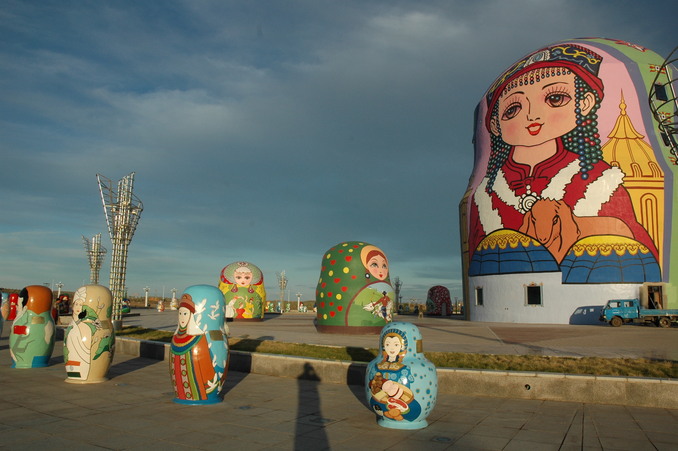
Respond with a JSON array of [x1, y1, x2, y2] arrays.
[[169, 285, 229, 405], [218, 261, 266, 321], [64, 285, 115, 383], [365, 322, 437, 429], [9, 285, 56, 368]]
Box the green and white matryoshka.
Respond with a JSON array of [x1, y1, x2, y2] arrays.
[[315, 241, 395, 334]]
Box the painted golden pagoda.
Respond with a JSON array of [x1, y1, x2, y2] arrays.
[[602, 92, 665, 268]]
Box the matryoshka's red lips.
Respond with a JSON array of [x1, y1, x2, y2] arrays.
[[527, 123, 543, 135]]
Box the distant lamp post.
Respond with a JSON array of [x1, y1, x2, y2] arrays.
[[276, 271, 288, 313], [393, 277, 402, 314], [55, 282, 64, 298], [143, 286, 150, 308]]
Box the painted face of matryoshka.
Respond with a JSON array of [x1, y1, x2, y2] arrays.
[[234, 268, 253, 287], [71, 287, 86, 319], [383, 333, 404, 362], [177, 294, 197, 329], [362, 246, 389, 280], [178, 306, 191, 328]]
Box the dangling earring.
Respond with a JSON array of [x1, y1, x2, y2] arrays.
[[365, 272, 371, 279]]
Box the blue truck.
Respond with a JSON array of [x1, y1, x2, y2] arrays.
[[600, 298, 678, 328]]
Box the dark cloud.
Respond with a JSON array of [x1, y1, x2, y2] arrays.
[[1, 0, 675, 301]]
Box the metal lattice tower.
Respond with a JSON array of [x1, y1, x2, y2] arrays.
[[649, 46, 678, 164], [276, 271, 288, 302], [97, 172, 143, 329], [82, 233, 107, 284]]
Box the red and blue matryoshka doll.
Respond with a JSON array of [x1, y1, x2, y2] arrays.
[[169, 284, 229, 405]]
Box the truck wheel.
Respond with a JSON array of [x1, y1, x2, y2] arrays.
[[658, 317, 671, 328], [610, 316, 623, 327]]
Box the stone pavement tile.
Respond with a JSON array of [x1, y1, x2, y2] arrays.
[[521, 416, 573, 434], [383, 437, 452, 451], [319, 425, 411, 450], [447, 432, 512, 450], [632, 411, 678, 431], [404, 425, 469, 447], [510, 428, 566, 445], [0, 408, 62, 428], [244, 408, 300, 425], [466, 423, 520, 439], [415, 419, 475, 440], [597, 435, 659, 451], [193, 422, 262, 438], [124, 440, 202, 451], [246, 428, 299, 447], [503, 439, 561, 451], [260, 434, 325, 451], [22, 417, 76, 435], [71, 424, 157, 449], [265, 419, 324, 437], [581, 412, 604, 448], [560, 409, 583, 444], [476, 413, 530, 430], [2, 435, 110, 451], [656, 442, 678, 451], [647, 430, 678, 449], [48, 406, 102, 419], [559, 446, 602, 451], [78, 409, 167, 432], [0, 425, 52, 447], [593, 422, 644, 439]]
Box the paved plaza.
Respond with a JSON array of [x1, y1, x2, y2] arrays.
[[126, 309, 678, 360], [1, 311, 677, 450]]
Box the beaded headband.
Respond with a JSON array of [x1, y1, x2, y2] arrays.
[[485, 43, 604, 131]]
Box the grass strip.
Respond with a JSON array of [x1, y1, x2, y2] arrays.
[[116, 326, 677, 379]]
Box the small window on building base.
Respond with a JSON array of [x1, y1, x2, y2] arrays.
[[526, 285, 542, 306], [475, 287, 484, 306]]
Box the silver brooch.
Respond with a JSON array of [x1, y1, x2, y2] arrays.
[[518, 185, 540, 214]]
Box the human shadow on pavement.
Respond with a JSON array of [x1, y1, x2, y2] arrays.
[[294, 363, 330, 451]]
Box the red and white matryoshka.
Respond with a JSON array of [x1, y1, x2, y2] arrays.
[[169, 285, 229, 405]]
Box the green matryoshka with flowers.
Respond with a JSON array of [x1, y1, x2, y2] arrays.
[[315, 241, 395, 334]]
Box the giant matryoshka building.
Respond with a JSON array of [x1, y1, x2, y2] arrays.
[[459, 38, 678, 324]]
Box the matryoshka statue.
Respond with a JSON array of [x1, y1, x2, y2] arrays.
[[9, 285, 56, 368], [315, 241, 395, 334], [218, 261, 266, 321], [169, 285, 229, 405], [64, 285, 115, 383], [365, 322, 437, 430], [1, 292, 19, 323], [0, 292, 8, 337]]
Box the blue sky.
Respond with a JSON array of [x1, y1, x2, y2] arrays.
[[1, 0, 676, 302]]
